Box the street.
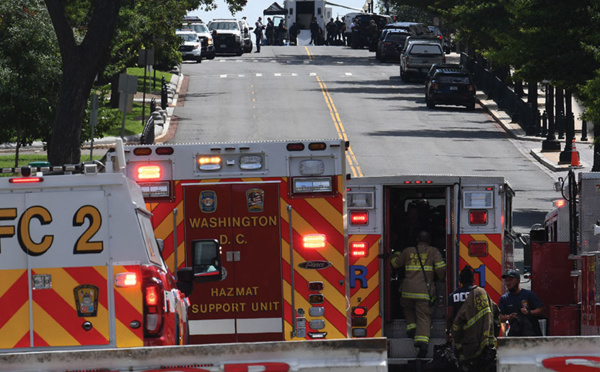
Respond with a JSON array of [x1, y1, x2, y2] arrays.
[[171, 45, 559, 238]]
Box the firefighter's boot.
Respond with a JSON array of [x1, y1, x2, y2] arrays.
[[415, 342, 428, 358]]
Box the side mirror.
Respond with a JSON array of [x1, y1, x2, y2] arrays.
[[176, 267, 194, 297], [191, 239, 223, 283]]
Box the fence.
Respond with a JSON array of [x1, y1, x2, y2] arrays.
[[461, 53, 540, 136]]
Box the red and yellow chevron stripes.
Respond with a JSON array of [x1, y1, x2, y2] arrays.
[[280, 176, 348, 340], [113, 265, 144, 348], [458, 234, 503, 303], [0, 269, 30, 349], [349, 234, 382, 338]]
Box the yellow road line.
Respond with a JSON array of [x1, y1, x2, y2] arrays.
[[316, 76, 363, 177], [304, 46, 313, 61]]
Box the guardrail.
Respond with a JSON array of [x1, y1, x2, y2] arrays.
[[0, 338, 388, 372]]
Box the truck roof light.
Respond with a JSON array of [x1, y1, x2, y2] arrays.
[[469, 210, 487, 225], [287, 143, 305, 151], [240, 155, 263, 170], [303, 234, 326, 249], [554, 199, 566, 208], [299, 159, 324, 175], [350, 211, 369, 225], [350, 241, 368, 257], [137, 165, 162, 180], [155, 147, 174, 155], [115, 272, 138, 287], [197, 156, 222, 171], [133, 147, 153, 156], [308, 142, 327, 151]]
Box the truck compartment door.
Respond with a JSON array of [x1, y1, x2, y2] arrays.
[[184, 182, 283, 343]]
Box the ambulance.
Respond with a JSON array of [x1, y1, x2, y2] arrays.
[[123, 139, 517, 364], [0, 140, 193, 352]]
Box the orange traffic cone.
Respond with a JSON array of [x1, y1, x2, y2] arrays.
[[571, 139, 580, 167]]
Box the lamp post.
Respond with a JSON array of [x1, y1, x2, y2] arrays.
[[542, 82, 560, 151]]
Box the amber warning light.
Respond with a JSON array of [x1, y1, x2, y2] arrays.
[[136, 165, 162, 180], [303, 234, 327, 249]]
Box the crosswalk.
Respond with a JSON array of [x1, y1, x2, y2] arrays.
[[215, 72, 354, 78]]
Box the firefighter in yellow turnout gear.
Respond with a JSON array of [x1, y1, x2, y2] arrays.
[[452, 284, 499, 371], [391, 230, 446, 358]]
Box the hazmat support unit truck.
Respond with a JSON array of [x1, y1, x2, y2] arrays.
[[496, 170, 600, 372], [122, 139, 517, 366], [0, 139, 386, 372]]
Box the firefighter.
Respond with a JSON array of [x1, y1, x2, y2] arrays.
[[391, 230, 446, 358], [499, 270, 544, 336], [446, 265, 476, 337], [451, 281, 499, 372]]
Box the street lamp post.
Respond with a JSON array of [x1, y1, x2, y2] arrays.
[[542, 83, 560, 151]]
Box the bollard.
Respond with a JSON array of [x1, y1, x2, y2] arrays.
[[161, 76, 167, 110], [541, 110, 548, 137], [581, 119, 588, 141], [557, 112, 565, 139], [150, 97, 156, 114]]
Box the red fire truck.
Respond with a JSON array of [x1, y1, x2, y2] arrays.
[[123, 139, 517, 364]]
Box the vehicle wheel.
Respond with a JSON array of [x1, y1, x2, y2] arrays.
[[196, 57, 202, 63], [208, 54, 215, 60], [466, 103, 475, 111], [426, 97, 435, 109], [381, 54, 386, 63], [401, 69, 408, 82]]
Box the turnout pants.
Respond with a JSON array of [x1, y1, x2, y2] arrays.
[[401, 297, 433, 345]]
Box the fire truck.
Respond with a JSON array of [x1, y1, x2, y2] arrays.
[[0, 139, 191, 352], [0, 139, 386, 372], [123, 139, 517, 365], [497, 170, 600, 371]]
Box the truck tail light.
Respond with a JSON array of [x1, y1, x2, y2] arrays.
[[136, 165, 162, 180], [432, 82, 438, 90], [351, 306, 367, 337], [468, 84, 475, 92], [350, 241, 368, 257], [350, 210, 368, 225], [469, 210, 487, 225], [303, 234, 326, 249], [143, 279, 164, 337], [469, 241, 488, 257]]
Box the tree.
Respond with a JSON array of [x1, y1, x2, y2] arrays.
[[44, 0, 247, 165], [0, 0, 61, 151]]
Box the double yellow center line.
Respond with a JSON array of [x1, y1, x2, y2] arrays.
[[316, 76, 363, 178]]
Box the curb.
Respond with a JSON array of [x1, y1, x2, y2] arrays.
[[154, 72, 183, 143]]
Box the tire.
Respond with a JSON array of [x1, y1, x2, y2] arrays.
[[196, 57, 202, 63], [426, 97, 435, 109], [466, 103, 475, 111], [381, 54, 386, 63], [401, 68, 408, 82]]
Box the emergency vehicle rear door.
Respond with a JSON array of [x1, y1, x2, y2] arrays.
[[0, 191, 111, 349], [183, 182, 283, 343]]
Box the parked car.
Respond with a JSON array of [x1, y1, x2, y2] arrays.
[[343, 12, 392, 49], [207, 18, 244, 56], [425, 64, 476, 110], [238, 18, 253, 53], [181, 19, 215, 60], [400, 38, 445, 82], [176, 30, 202, 63], [377, 29, 410, 63]]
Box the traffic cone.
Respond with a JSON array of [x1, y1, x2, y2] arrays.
[[571, 139, 580, 167]]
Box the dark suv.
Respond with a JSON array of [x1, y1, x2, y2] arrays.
[[377, 29, 410, 62], [425, 64, 476, 110]]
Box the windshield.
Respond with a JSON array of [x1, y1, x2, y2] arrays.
[[178, 33, 197, 42], [209, 21, 239, 31], [187, 24, 209, 34], [387, 33, 409, 42]]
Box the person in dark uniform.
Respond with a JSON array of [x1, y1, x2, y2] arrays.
[[310, 16, 319, 45], [289, 22, 299, 45], [446, 265, 476, 340], [499, 270, 544, 336]]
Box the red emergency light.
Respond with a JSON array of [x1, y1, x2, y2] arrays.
[[136, 165, 162, 180], [350, 241, 368, 257], [469, 210, 487, 225], [145, 285, 159, 306], [468, 241, 488, 257], [554, 199, 567, 208], [9, 177, 43, 184], [303, 234, 326, 249], [350, 210, 369, 225]]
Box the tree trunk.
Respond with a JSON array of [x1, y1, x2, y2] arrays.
[[45, 0, 121, 165]]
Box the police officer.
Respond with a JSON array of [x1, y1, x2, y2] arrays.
[[499, 270, 544, 336], [391, 230, 446, 358]]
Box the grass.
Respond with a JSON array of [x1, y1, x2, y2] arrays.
[[0, 154, 105, 170], [102, 67, 173, 137]]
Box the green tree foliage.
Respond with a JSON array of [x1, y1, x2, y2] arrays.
[[0, 0, 61, 147]]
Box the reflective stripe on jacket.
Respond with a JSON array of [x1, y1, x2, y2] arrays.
[[391, 243, 446, 298]]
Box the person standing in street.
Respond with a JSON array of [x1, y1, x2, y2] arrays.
[[391, 230, 446, 358], [289, 22, 299, 45], [254, 17, 264, 53], [310, 16, 319, 45], [449, 266, 499, 372], [499, 270, 544, 336]]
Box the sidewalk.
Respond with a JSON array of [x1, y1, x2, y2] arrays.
[[476, 92, 595, 173]]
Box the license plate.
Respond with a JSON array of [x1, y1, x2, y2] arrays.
[[450, 86, 458, 91], [220, 44, 227, 48]]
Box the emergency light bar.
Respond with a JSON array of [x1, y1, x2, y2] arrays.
[[136, 165, 162, 180], [114, 272, 138, 287], [197, 156, 222, 171]]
